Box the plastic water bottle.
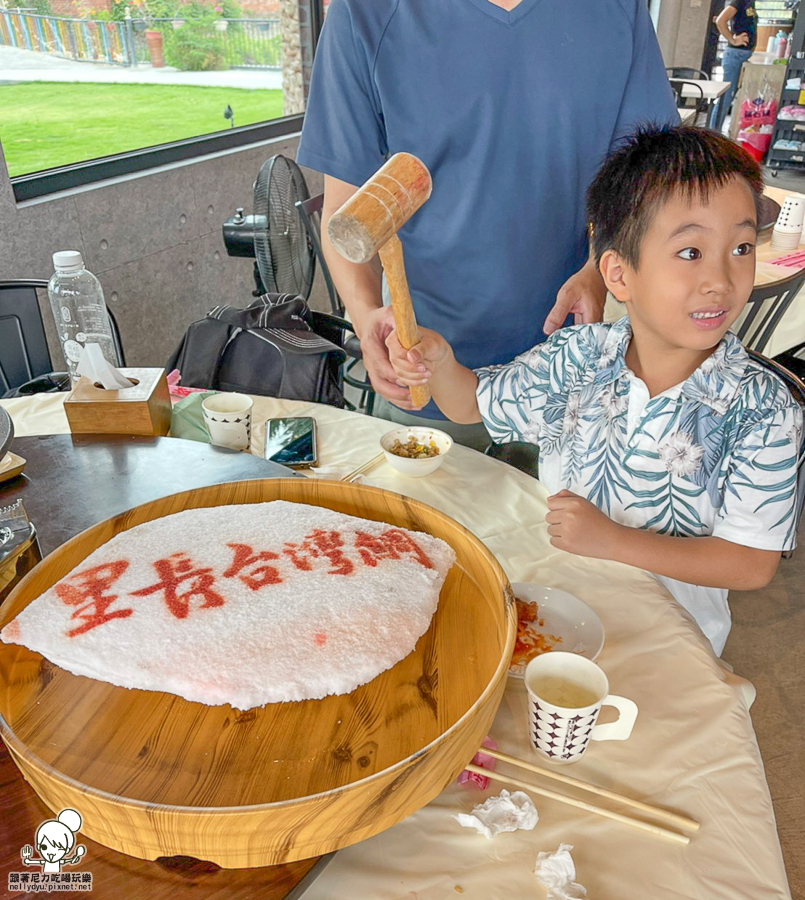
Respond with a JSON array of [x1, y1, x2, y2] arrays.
[[47, 250, 117, 383]]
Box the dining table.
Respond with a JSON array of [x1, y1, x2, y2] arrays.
[[670, 77, 731, 119], [0, 392, 793, 900]]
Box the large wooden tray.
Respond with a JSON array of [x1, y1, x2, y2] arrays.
[[0, 478, 515, 868]]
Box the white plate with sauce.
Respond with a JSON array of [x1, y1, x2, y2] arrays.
[[509, 583, 605, 678]]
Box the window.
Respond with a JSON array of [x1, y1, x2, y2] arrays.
[[0, 0, 321, 198]]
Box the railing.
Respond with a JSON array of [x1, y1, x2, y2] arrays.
[[0, 10, 281, 69], [0, 10, 133, 65], [141, 18, 283, 70]]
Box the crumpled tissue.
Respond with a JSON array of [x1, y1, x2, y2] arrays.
[[453, 789, 538, 839], [75, 343, 134, 389], [534, 844, 587, 899]]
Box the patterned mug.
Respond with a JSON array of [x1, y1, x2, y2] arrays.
[[201, 393, 253, 451], [525, 652, 638, 765]]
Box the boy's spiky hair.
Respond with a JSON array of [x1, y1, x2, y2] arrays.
[[586, 124, 763, 268]]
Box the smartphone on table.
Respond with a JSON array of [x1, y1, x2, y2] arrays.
[[264, 417, 318, 468]]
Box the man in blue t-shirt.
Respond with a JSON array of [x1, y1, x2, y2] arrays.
[[710, 0, 757, 132], [297, 0, 678, 448]]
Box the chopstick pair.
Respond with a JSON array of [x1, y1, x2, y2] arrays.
[[466, 747, 698, 846], [340, 452, 385, 483]]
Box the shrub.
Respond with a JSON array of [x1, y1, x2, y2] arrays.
[[162, 4, 227, 70]]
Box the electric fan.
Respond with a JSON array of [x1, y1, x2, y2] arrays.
[[222, 154, 315, 299]]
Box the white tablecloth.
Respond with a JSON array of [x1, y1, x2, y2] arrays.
[[0, 394, 791, 900]]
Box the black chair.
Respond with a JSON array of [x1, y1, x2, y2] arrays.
[[666, 67, 710, 81], [736, 269, 805, 355], [0, 279, 126, 397], [483, 440, 539, 478], [669, 78, 708, 121], [747, 349, 805, 559], [774, 341, 805, 382], [295, 194, 376, 415]]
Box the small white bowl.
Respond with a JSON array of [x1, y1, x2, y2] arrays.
[[380, 426, 453, 477]]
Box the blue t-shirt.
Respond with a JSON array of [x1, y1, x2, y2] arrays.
[[297, 0, 678, 418]]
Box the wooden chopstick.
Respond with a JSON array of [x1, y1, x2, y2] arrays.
[[465, 764, 690, 845], [340, 452, 385, 483], [484, 748, 699, 833]]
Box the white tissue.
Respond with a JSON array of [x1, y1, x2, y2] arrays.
[[534, 844, 587, 900], [76, 343, 134, 389], [307, 465, 370, 484], [453, 789, 538, 839]]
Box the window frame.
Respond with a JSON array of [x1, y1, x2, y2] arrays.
[[7, 0, 324, 202], [11, 116, 304, 202]]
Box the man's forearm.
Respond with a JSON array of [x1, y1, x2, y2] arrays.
[[320, 216, 383, 337], [606, 526, 779, 591]]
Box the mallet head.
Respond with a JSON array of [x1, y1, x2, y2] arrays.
[[327, 152, 432, 263]]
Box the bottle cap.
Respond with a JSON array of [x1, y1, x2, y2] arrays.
[[52, 250, 84, 273]]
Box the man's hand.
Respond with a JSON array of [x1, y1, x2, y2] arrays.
[[545, 490, 623, 559], [543, 257, 607, 335], [356, 306, 421, 409], [731, 31, 749, 46]]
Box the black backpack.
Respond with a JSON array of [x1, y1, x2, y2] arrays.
[[166, 293, 348, 407]]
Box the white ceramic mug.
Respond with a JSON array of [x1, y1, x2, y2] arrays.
[[525, 652, 638, 764], [201, 393, 253, 451]]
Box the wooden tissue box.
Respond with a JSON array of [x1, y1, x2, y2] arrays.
[[64, 367, 171, 437]]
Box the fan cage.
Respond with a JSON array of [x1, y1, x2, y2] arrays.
[[253, 155, 315, 298]]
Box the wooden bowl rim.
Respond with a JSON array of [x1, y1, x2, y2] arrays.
[[0, 478, 516, 813]]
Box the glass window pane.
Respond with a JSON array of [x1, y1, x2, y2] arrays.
[[0, 0, 311, 178]]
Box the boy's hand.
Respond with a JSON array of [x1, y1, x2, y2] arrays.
[[545, 490, 623, 559], [385, 327, 451, 389]]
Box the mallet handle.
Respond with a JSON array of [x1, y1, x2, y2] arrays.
[[378, 234, 431, 409]]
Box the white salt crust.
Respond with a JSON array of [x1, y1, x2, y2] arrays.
[[1, 502, 455, 709]]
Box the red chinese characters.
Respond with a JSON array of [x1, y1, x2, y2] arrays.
[[54, 527, 437, 636], [283, 529, 354, 576], [355, 529, 434, 570], [131, 552, 225, 619], [55, 560, 133, 637], [224, 543, 282, 589]]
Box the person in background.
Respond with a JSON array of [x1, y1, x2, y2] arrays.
[[710, 0, 757, 133], [297, 0, 678, 450], [386, 125, 802, 655]]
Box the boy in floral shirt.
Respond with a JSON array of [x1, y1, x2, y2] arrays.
[[386, 126, 802, 654]]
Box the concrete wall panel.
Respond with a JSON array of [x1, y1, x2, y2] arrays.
[[0, 132, 340, 372]]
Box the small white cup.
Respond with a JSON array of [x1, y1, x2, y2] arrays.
[[201, 393, 253, 451], [525, 652, 638, 764], [776, 195, 805, 231], [771, 196, 805, 249]]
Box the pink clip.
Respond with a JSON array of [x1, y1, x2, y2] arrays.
[[457, 736, 497, 790]]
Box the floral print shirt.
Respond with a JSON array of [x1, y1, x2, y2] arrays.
[[475, 317, 803, 654]]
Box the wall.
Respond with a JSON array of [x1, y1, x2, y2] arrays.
[[654, 0, 713, 70], [0, 133, 331, 372]]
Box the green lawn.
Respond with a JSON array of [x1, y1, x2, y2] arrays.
[[0, 82, 284, 176]]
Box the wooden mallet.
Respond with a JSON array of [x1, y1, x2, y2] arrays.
[[327, 152, 433, 408]]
